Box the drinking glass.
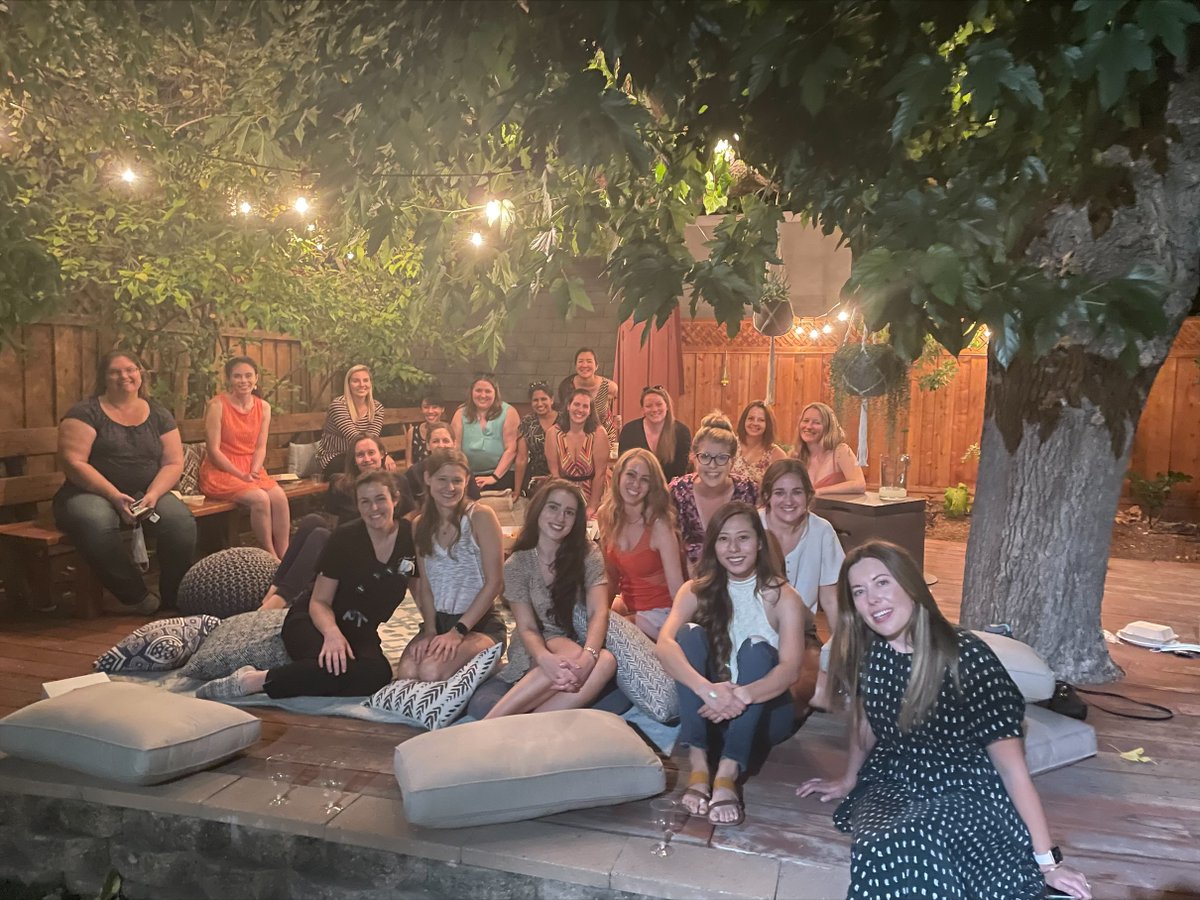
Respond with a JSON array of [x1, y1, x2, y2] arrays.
[[319, 761, 347, 815], [266, 754, 295, 807], [649, 798, 688, 857]]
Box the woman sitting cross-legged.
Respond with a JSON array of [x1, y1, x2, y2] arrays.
[[259, 434, 416, 611], [196, 471, 418, 701], [797, 541, 1092, 900], [596, 448, 685, 641], [484, 480, 616, 718], [395, 448, 507, 682], [657, 500, 807, 826]]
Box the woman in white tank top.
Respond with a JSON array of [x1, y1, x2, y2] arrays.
[[656, 501, 808, 827]]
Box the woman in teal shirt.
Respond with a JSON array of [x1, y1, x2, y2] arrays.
[[451, 374, 520, 492]]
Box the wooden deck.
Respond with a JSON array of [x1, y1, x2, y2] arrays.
[[2, 539, 1198, 898]]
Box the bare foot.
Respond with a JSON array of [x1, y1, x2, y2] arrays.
[[260, 592, 287, 611], [681, 772, 710, 816]]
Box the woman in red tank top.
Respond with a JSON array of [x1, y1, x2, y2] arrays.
[[596, 448, 685, 640]]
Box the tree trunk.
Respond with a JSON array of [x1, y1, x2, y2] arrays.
[[962, 65, 1200, 682]]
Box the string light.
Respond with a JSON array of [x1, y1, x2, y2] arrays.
[[808, 328, 821, 341], [345, 251, 355, 260], [484, 199, 502, 225], [836, 309, 850, 322], [293, 196, 310, 215], [469, 232, 484, 247], [238, 200, 252, 215], [120, 167, 137, 184], [306, 222, 316, 232], [822, 323, 833, 334]]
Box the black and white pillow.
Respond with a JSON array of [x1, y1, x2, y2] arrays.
[[178, 443, 205, 495], [574, 607, 678, 723], [180, 608, 290, 681], [367, 643, 502, 729], [94, 615, 222, 673]]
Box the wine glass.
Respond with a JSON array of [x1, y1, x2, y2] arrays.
[[649, 798, 688, 857], [319, 761, 347, 815], [266, 754, 294, 807]]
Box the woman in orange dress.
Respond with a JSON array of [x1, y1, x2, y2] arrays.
[[545, 388, 609, 518], [199, 356, 291, 559]]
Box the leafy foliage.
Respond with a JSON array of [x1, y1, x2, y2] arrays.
[[943, 483, 973, 518], [1127, 470, 1193, 526]]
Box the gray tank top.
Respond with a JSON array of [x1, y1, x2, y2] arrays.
[[422, 505, 485, 616]]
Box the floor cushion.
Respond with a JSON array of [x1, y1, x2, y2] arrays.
[[574, 607, 678, 723], [971, 630, 1056, 702], [94, 615, 221, 673], [177, 547, 279, 619], [394, 708, 664, 828], [1024, 704, 1097, 775], [367, 643, 502, 729], [181, 608, 290, 681], [0, 682, 260, 785]]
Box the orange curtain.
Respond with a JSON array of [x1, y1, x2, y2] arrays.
[[613, 310, 685, 425]]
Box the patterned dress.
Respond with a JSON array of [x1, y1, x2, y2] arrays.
[[554, 428, 597, 501], [668, 473, 758, 566], [558, 375, 618, 456], [730, 446, 782, 489], [835, 632, 1043, 899], [518, 413, 550, 484]]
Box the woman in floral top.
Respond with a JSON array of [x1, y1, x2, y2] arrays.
[[515, 381, 557, 496]]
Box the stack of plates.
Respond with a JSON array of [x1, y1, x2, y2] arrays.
[[1116, 620, 1178, 649]]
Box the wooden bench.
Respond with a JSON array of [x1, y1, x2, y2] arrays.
[[0, 407, 421, 618]]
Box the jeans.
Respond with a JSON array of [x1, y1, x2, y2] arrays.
[[272, 514, 331, 605], [53, 489, 196, 607], [676, 623, 795, 772]]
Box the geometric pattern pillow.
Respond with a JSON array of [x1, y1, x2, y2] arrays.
[[178, 443, 205, 495], [366, 642, 503, 730], [177, 547, 279, 619], [180, 608, 290, 681], [94, 615, 222, 673], [573, 606, 678, 723]]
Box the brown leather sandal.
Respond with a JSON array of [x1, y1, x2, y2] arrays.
[[681, 769, 711, 816], [707, 775, 745, 826]]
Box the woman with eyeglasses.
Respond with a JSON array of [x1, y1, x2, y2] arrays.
[[514, 381, 557, 497], [557, 348, 620, 459], [545, 388, 610, 517], [732, 401, 787, 489], [794, 402, 866, 496], [618, 385, 692, 482], [451, 374, 520, 492], [669, 413, 758, 571]]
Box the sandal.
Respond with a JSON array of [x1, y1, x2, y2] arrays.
[[707, 776, 745, 826], [681, 769, 711, 816]]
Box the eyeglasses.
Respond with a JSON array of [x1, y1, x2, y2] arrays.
[[696, 452, 732, 466]]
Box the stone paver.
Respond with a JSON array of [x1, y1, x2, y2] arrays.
[[610, 836, 782, 900], [457, 819, 629, 889]]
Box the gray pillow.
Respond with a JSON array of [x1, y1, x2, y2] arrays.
[[181, 608, 290, 681], [394, 708, 664, 828], [287, 442, 320, 477], [0, 682, 260, 785], [94, 615, 221, 673], [177, 548, 279, 619], [574, 607, 678, 723], [971, 630, 1055, 702]]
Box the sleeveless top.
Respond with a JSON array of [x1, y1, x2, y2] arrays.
[[421, 504, 485, 616], [605, 524, 673, 613], [731, 447, 779, 488], [410, 422, 431, 467], [198, 395, 277, 498], [559, 375, 618, 456], [461, 401, 511, 475], [554, 428, 596, 498], [727, 575, 779, 682], [809, 443, 853, 489]]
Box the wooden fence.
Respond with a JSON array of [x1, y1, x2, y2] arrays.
[[680, 317, 1200, 512]]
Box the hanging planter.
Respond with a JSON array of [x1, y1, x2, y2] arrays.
[[829, 341, 911, 452]]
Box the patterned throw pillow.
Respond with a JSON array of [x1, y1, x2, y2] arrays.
[[178, 443, 205, 495], [180, 608, 291, 681], [177, 548, 279, 619], [94, 615, 222, 673], [574, 607, 679, 723], [367, 643, 503, 729]]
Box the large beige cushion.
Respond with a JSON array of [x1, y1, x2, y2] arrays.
[[0, 682, 260, 785], [1024, 704, 1097, 775], [971, 630, 1055, 702], [394, 708, 664, 828]]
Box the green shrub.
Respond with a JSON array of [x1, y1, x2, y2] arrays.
[[943, 483, 972, 518], [1127, 470, 1192, 526]]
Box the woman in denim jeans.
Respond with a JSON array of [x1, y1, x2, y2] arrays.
[[54, 350, 196, 614], [656, 501, 806, 827]]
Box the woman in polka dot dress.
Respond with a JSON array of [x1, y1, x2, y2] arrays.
[[798, 541, 1092, 900]]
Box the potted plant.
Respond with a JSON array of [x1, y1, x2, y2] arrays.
[[829, 340, 910, 449]]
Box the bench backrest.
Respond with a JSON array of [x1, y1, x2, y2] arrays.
[[0, 407, 423, 518]]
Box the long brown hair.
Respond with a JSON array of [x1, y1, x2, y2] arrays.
[[596, 448, 676, 548], [760, 458, 815, 511], [639, 386, 677, 470], [462, 374, 503, 424], [737, 400, 777, 448], [691, 501, 785, 677], [334, 433, 386, 494], [828, 541, 960, 732], [555, 388, 599, 434], [510, 480, 590, 640], [414, 449, 472, 558], [793, 402, 843, 467]]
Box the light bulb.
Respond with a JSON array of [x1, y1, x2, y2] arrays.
[[306, 223, 316, 232], [469, 232, 484, 247], [822, 323, 833, 334], [238, 200, 252, 215], [294, 196, 310, 214], [484, 199, 501, 225], [120, 168, 136, 183], [808, 329, 821, 341], [346, 251, 354, 260], [836, 309, 850, 322], [733, 132, 741, 142]]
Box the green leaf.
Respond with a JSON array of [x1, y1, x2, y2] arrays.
[[1136, 0, 1200, 57], [1094, 25, 1155, 109]]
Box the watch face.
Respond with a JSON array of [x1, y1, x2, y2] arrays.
[[1051, 846, 1063, 864]]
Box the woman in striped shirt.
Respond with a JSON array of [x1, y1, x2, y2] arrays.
[[317, 365, 395, 475]]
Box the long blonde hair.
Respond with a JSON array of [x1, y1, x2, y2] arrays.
[[827, 541, 961, 732], [413, 449, 473, 558], [342, 364, 376, 422], [639, 386, 678, 470], [793, 402, 843, 467], [597, 448, 676, 548]]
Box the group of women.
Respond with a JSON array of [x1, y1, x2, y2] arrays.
[[56, 349, 1089, 898]]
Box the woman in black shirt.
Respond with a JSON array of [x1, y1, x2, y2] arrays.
[[198, 471, 418, 699], [54, 350, 196, 614], [618, 386, 692, 482]]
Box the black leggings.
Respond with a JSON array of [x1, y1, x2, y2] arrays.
[[272, 514, 331, 605], [263, 613, 392, 699]]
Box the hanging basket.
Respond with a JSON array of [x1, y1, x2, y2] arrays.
[[831, 344, 906, 399]]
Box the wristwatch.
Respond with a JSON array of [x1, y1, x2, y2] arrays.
[[1034, 846, 1063, 868], [452, 621, 470, 637]]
